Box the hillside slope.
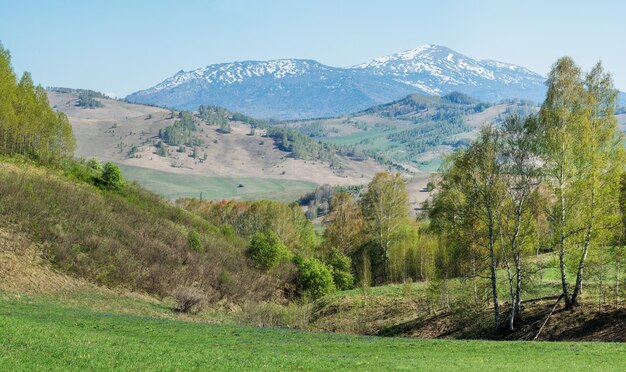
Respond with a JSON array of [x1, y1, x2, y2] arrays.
[[0, 158, 288, 302], [283, 93, 526, 170], [48, 91, 388, 200]]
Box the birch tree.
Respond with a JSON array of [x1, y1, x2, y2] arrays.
[[570, 62, 624, 305], [537, 57, 586, 309], [361, 172, 410, 283], [500, 114, 541, 329]]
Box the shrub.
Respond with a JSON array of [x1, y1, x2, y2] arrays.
[[187, 230, 204, 252], [86, 158, 104, 173], [219, 224, 236, 239], [247, 230, 288, 270], [172, 286, 208, 314], [295, 256, 336, 299], [64, 158, 103, 184], [326, 248, 354, 290], [99, 162, 125, 191]]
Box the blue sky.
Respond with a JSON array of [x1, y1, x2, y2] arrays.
[[1, 0, 624, 96]]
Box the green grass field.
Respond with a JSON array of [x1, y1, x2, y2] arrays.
[[118, 164, 317, 202], [1, 294, 624, 371]]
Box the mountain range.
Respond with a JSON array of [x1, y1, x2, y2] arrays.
[[126, 45, 621, 120]]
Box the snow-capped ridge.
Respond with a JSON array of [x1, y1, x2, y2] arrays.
[[127, 44, 548, 119], [152, 59, 330, 92]]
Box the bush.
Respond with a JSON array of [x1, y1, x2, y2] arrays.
[[295, 256, 336, 299], [63, 158, 103, 184], [326, 248, 354, 290], [247, 230, 288, 270], [86, 158, 104, 173], [172, 286, 207, 314], [188, 230, 204, 252], [99, 162, 125, 191]]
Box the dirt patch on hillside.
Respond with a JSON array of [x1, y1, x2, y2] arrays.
[[0, 227, 92, 294]]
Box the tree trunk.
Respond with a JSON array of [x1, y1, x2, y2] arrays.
[[488, 214, 500, 330], [615, 260, 620, 309], [558, 180, 572, 309], [472, 258, 478, 306], [572, 185, 595, 306], [514, 251, 522, 323], [510, 201, 524, 329], [571, 225, 592, 306], [500, 226, 515, 331]]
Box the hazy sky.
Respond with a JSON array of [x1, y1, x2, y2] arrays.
[[1, 0, 624, 96]]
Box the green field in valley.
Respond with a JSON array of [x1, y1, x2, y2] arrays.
[[118, 164, 317, 202], [1, 294, 624, 371]]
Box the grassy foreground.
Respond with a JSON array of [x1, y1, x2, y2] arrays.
[[1, 295, 624, 371], [118, 164, 317, 202]]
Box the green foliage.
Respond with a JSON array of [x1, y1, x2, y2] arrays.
[[298, 184, 364, 219], [180, 199, 317, 254], [361, 172, 410, 283], [99, 162, 125, 191], [247, 230, 288, 270], [158, 112, 203, 147], [442, 92, 481, 105], [326, 248, 354, 290], [187, 230, 204, 252], [156, 141, 168, 157], [0, 44, 75, 163], [294, 255, 336, 299], [76, 90, 104, 108], [62, 158, 104, 185], [387, 118, 471, 153], [267, 127, 338, 164], [219, 121, 232, 134], [127, 144, 139, 158], [197, 105, 230, 126]]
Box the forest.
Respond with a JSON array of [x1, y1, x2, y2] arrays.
[[0, 45, 75, 163]]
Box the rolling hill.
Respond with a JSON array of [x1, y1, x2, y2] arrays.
[[47, 90, 389, 201], [282, 93, 530, 170], [126, 45, 547, 119]]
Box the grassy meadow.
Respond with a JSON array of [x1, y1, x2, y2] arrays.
[[118, 164, 317, 202], [1, 293, 625, 371]]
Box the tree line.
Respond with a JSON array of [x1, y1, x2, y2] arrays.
[[0, 44, 75, 163]]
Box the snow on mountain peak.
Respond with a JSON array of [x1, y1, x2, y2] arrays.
[[128, 44, 548, 119], [351, 44, 545, 90], [152, 59, 324, 92]]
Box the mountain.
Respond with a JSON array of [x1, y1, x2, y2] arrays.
[[354, 45, 546, 103], [126, 45, 548, 120], [126, 59, 415, 119]]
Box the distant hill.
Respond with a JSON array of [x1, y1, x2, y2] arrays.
[[47, 90, 389, 201], [126, 45, 547, 119], [281, 92, 533, 171]]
